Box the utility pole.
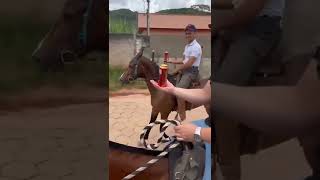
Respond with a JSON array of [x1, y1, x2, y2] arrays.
[[146, 0, 150, 36]]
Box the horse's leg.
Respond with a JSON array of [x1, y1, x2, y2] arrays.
[[144, 108, 159, 140]]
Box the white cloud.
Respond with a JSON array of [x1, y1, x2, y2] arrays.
[[109, 0, 211, 13]]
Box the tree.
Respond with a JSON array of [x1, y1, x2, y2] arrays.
[[191, 4, 211, 12]]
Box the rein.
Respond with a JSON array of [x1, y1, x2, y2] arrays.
[[59, 0, 94, 63], [79, 0, 94, 48], [122, 119, 182, 180]]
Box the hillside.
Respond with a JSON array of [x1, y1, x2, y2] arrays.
[[109, 7, 210, 33], [157, 8, 210, 15]]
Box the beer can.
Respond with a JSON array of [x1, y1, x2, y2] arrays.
[[158, 64, 168, 87]]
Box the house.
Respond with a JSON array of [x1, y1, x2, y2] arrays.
[[136, 13, 211, 59], [137, 13, 211, 36]]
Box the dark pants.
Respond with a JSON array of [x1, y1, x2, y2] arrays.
[[213, 15, 282, 180], [213, 15, 282, 85], [176, 66, 199, 88]]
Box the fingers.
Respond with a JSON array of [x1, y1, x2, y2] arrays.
[[176, 137, 184, 141], [150, 80, 160, 88], [174, 126, 182, 132], [175, 132, 184, 141]]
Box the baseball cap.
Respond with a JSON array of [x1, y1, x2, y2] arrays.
[[185, 24, 197, 32]]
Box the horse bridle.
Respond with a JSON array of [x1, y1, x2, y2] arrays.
[[60, 0, 93, 63], [132, 57, 140, 80], [79, 0, 93, 48]]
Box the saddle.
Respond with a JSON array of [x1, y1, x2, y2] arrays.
[[168, 73, 202, 89], [252, 44, 286, 86]]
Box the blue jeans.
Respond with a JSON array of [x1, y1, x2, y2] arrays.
[[192, 119, 212, 180]]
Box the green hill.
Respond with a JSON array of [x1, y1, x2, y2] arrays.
[[109, 9, 137, 33], [157, 8, 210, 15], [109, 8, 210, 33]]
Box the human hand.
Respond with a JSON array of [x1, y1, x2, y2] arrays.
[[150, 79, 175, 94], [171, 70, 180, 76], [174, 124, 197, 142]]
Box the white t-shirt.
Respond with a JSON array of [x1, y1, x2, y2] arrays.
[[183, 39, 202, 67]]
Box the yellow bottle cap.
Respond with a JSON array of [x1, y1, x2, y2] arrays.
[[160, 64, 168, 69]]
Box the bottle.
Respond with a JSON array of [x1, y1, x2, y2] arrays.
[[164, 51, 169, 63], [158, 64, 168, 87]]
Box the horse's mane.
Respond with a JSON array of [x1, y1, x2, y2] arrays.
[[139, 56, 176, 83], [139, 56, 160, 79], [109, 140, 168, 157]]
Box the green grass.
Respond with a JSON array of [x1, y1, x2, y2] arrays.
[[109, 66, 147, 91], [0, 17, 106, 95], [109, 17, 135, 34]]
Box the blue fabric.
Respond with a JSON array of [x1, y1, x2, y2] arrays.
[[192, 119, 212, 180]]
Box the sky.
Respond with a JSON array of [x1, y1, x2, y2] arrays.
[[109, 0, 211, 13]]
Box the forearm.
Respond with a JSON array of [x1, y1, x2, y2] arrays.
[[200, 128, 211, 143], [172, 87, 210, 105], [170, 60, 184, 64], [213, 83, 320, 136], [175, 61, 193, 71]]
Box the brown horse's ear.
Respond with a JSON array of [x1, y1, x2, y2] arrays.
[[151, 50, 155, 62], [136, 47, 144, 59]]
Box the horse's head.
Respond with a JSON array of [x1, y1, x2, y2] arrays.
[[32, 0, 107, 72], [120, 48, 160, 84], [119, 48, 145, 84]]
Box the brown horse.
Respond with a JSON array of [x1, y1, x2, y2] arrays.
[[32, 0, 106, 71], [119, 48, 209, 139], [109, 141, 168, 180]]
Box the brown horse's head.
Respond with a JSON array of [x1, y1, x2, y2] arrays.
[[32, 0, 107, 72], [119, 48, 160, 85]]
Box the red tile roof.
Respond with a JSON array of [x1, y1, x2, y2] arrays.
[[138, 13, 211, 30]]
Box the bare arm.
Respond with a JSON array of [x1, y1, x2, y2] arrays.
[[150, 80, 211, 106], [200, 128, 211, 143], [174, 57, 196, 72], [213, 0, 268, 31], [213, 61, 320, 136], [172, 80, 211, 105], [168, 58, 184, 64]]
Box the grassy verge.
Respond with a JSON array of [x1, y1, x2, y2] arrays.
[[109, 66, 146, 91]]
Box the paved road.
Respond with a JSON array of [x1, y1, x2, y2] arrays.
[[109, 93, 208, 148], [0, 103, 107, 180]]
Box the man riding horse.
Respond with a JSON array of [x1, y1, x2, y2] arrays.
[[213, 0, 285, 179], [167, 24, 202, 121]]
